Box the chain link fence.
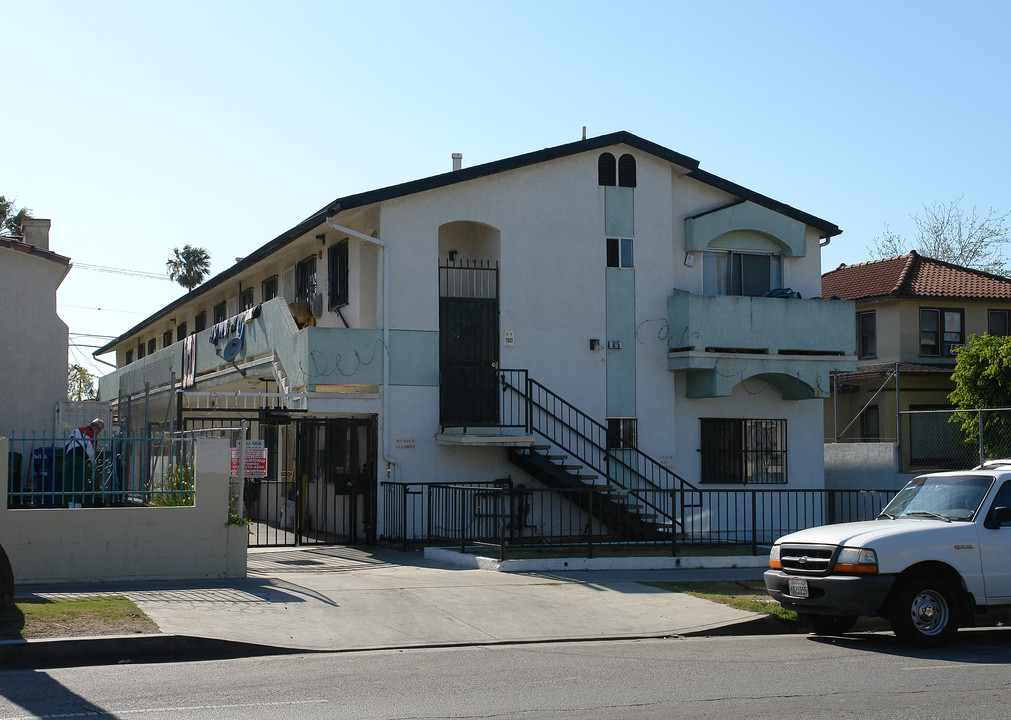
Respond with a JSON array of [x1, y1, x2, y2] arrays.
[[902, 407, 1011, 472]]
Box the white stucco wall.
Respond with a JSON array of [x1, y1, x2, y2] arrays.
[[370, 146, 831, 491], [823, 441, 915, 490], [0, 438, 246, 583]]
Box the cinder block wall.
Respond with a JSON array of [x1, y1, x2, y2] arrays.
[[0, 438, 246, 584]]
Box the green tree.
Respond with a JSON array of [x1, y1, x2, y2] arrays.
[[869, 196, 1011, 275], [0, 195, 32, 237], [948, 334, 1011, 460], [68, 364, 98, 401], [166, 245, 211, 291]]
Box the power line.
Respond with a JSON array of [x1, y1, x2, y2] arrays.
[[61, 303, 150, 315], [73, 262, 172, 281], [70, 332, 119, 339]]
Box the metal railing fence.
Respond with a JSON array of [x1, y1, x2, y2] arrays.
[[6, 433, 195, 509], [382, 482, 897, 558]]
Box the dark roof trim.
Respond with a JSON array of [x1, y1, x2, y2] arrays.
[[1, 236, 71, 266], [95, 131, 840, 356], [686, 168, 841, 238]]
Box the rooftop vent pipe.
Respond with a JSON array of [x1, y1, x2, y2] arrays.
[[452, 153, 463, 171]]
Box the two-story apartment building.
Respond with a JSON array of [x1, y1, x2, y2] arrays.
[[96, 131, 855, 543], [822, 250, 1011, 472]]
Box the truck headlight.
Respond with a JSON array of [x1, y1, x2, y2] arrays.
[[835, 547, 878, 574], [769, 544, 781, 569]]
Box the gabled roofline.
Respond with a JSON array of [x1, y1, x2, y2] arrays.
[[96, 131, 841, 356]]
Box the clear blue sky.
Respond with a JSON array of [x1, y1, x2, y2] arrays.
[[5, 0, 1010, 377]]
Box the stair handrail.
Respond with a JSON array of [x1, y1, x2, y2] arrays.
[[499, 373, 697, 524]]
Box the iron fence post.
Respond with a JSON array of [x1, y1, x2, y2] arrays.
[[498, 487, 505, 563], [750, 490, 757, 556], [460, 487, 467, 553], [671, 489, 678, 557], [401, 484, 408, 552]]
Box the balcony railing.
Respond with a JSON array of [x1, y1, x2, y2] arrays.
[[666, 293, 856, 397]]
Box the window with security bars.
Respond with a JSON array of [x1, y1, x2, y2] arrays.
[[239, 287, 254, 311], [607, 418, 638, 449], [328, 238, 349, 309], [262, 275, 278, 302], [700, 418, 787, 484], [295, 254, 317, 303]]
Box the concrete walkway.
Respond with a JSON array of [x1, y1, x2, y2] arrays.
[[2, 546, 778, 667]]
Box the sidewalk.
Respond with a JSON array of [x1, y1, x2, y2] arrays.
[[1, 546, 779, 668]]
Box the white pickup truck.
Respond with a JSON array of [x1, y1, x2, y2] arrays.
[[764, 462, 1011, 646]]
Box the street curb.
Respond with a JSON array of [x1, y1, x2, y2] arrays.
[[0, 633, 303, 669], [0, 616, 796, 670], [424, 547, 770, 572]]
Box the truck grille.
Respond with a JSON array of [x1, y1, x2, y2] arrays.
[[780, 544, 835, 574]]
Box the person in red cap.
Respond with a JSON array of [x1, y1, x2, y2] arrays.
[[63, 418, 105, 508]]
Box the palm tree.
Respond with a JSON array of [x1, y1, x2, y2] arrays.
[[0, 195, 32, 237], [166, 245, 211, 291]]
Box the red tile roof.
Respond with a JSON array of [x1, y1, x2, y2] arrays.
[[822, 251, 1011, 301]]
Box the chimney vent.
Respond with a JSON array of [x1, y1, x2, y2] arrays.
[[21, 218, 52, 251], [452, 153, 463, 171]]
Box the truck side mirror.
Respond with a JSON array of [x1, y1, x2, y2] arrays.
[[984, 506, 1011, 530]]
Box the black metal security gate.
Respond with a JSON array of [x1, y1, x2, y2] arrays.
[[183, 412, 377, 547], [439, 261, 499, 428]]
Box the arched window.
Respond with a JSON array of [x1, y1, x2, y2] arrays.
[[618, 154, 636, 187], [598, 153, 616, 186]]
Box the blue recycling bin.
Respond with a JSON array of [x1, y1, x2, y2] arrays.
[[32, 447, 62, 508]]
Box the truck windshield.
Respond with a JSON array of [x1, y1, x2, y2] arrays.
[[881, 475, 993, 522]]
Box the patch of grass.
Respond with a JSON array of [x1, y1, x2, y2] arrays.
[[0, 596, 159, 640], [645, 579, 800, 627]]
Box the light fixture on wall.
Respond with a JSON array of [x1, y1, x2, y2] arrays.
[[448, 249, 458, 263], [684, 253, 696, 267], [589, 338, 601, 351]]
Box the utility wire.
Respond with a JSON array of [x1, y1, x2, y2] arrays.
[[73, 262, 172, 281]]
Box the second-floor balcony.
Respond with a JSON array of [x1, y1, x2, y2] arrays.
[[666, 293, 857, 399], [97, 299, 406, 405]]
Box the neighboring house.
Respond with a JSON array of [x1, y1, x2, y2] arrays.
[[0, 219, 70, 439], [822, 251, 1011, 472], [95, 131, 854, 543]]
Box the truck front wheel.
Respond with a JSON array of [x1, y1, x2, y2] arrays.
[[888, 576, 959, 647]]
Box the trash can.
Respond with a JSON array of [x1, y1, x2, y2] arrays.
[[32, 447, 62, 508]]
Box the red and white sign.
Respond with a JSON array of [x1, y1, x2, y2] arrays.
[[230, 441, 268, 478]]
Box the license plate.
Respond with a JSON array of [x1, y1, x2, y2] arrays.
[[788, 577, 809, 598]]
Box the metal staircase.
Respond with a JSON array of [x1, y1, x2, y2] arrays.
[[501, 374, 698, 539]]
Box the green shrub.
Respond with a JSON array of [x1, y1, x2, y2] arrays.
[[149, 463, 195, 506]]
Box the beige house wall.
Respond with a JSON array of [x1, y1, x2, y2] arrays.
[[0, 246, 69, 437], [0, 438, 246, 584]]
